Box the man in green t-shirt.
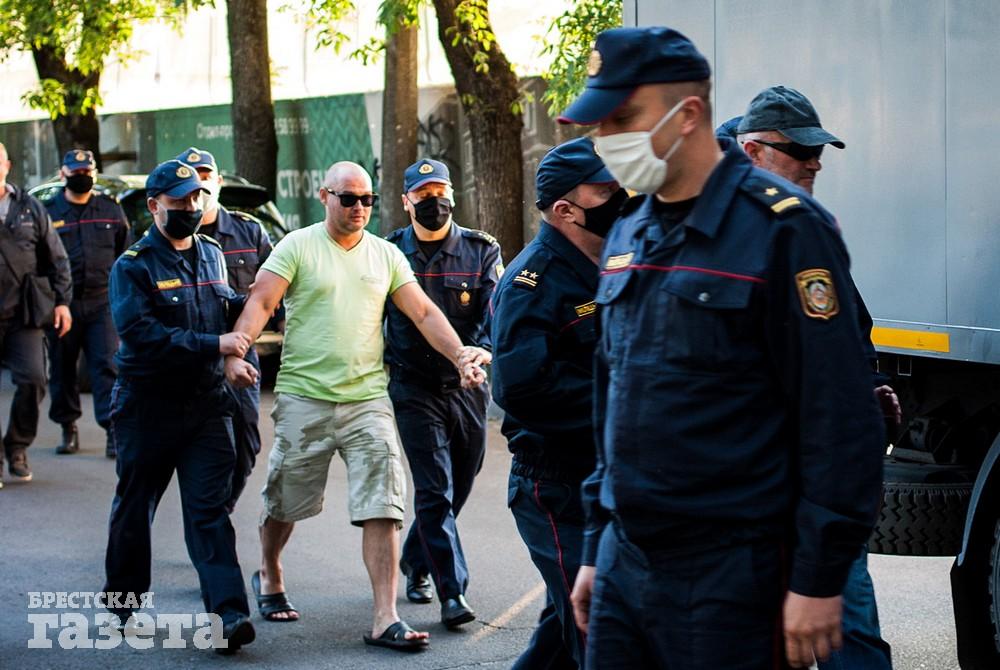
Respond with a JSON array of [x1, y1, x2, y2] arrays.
[[224, 161, 489, 652]]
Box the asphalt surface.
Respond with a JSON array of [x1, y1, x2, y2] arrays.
[[0, 389, 962, 669]]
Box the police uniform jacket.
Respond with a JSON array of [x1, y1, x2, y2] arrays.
[[45, 188, 129, 311], [109, 225, 243, 390], [0, 185, 73, 320], [583, 141, 884, 599], [384, 222, 502, 389], [491, 223, 599, 484], [207, 208, 275, 295]]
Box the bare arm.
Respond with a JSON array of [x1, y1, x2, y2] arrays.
[[233, 268, 289, 342]]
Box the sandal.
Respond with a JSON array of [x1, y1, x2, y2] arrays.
[[363, 620, 429, 652], [251, 570, 300, 622]]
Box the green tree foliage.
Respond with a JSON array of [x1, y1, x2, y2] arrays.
[[540, 0, 621, 116]]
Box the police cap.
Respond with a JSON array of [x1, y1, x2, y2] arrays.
[[715, 116, 743, 142], [176, 147, 218, 171], [534, 137, 615, 210], [737, 86, 845, 148], [404, 159, 451, 193], [63, 150, 96, 171], [559, 26, 711, 125], [146, 160, 207, 199]]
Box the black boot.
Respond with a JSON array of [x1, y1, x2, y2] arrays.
[[56, 423, 79, 455]]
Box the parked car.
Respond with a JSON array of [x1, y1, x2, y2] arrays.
[[30, 173, 287, 381]]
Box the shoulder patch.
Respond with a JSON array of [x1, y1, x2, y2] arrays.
[[796, 268, 839, 320], [465, 229, 498, 245], [741, 173, 805, 217], [122, 242, 147, 258], [197, 233, 222, 249]]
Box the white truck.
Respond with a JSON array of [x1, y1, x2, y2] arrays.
[[628, 2, 1000, 667]]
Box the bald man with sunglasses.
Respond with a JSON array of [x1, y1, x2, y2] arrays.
[[224, 161, 490, 652]]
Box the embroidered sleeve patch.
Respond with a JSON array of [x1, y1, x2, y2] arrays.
[[796, 268, 839, 320]]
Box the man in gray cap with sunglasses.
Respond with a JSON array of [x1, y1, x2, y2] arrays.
[[724, 86, 896, 670]]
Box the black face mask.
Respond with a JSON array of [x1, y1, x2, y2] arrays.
[[65, 174, 94, 195], [161, 208, 203, 240], [411, 196, 452, 231], [573, 188, 628, 238]]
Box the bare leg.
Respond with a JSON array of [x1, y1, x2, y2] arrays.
[[259, 515, 299, 621], [363, 518, 429, 641]]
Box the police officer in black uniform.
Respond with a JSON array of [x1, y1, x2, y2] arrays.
[[559, 28, 884, 669], [491, 137, 624, 670], [45, 149, 129, 458], [177, 146, 277, 512], [0, 141, 73, 487], [385, 159, 502, 627], [102, 160, 254, 652]]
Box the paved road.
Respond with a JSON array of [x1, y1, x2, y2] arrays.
[[0, 390, 962, 668]]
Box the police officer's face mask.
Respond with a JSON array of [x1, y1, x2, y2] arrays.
[[160, 207, 204, 240], [409, 196, 452, 231], [593, 97, 688, 194], [65, 173, 94, 195], [198, 178, 221, 213], [565, 187, 628, 238]]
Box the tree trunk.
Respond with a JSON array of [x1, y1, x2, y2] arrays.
[[380, 24, 419, 234], [226, 0, 278, 197], [31, 46, 102, 169], [431, 0, 524, 261]]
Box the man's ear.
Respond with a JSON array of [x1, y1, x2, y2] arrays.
[[742, 140, 763, 165]]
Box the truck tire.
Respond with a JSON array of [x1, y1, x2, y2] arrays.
[[867, 460, 974, 556]]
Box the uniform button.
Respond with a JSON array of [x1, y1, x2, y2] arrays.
[[604, 288, 612, 297], [105, 224, 111, 229], [698, 292, 711, 303], [171, 296, 179, 303], [461, 282, 468, 288], [238, 258, 245, 265]]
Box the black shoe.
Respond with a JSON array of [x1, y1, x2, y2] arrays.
[[8, 449, 32, 481], [105, 432, 117, 459], [400, 559, 433, 604], [56, 423, 79, 455], [441, 595, 475, 628], [215, 615, 255, 655]]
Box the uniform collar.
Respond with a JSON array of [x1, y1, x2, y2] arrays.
[[684, 140, 752, 239], [51, 188, 95, 216], [536, 222, 598, 287], [211, 207, 235, 236], [398, 221, 463, 258], [145, 224, 193, 268]]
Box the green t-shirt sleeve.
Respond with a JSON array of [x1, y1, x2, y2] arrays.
[[388, 244, 417, 294], [261, 230, 300, 283]]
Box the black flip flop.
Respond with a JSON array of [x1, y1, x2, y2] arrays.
[[251, 570, 300, 622], [363, 620, 429, 652]]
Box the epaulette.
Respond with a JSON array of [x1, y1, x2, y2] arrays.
[[464, 228, 498, 246], [509, 252, 552, 291], [197, 233, 223, 249], [740, 172, 806, 217], [121, 241, 148, 258], [620, 193, 647, 217]]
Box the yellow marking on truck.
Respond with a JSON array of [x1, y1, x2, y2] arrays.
[[871, 327, 950, 353]]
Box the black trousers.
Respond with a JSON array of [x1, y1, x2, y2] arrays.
[[389, 378, 488, 599], [225, 346, 261, 512], [48, 303, 118, 430], [103, 378, 249, 623], [0, 319, 46, 456]]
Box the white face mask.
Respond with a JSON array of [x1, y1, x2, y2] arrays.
[[199, 179, 221, 213], [593, 97, 688, 194]]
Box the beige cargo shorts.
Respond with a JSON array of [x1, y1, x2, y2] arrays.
[[262, 393, 406, 527]]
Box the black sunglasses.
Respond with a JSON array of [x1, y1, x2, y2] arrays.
[[326, 189, 378, 208], [753, 140, 823, 162]]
